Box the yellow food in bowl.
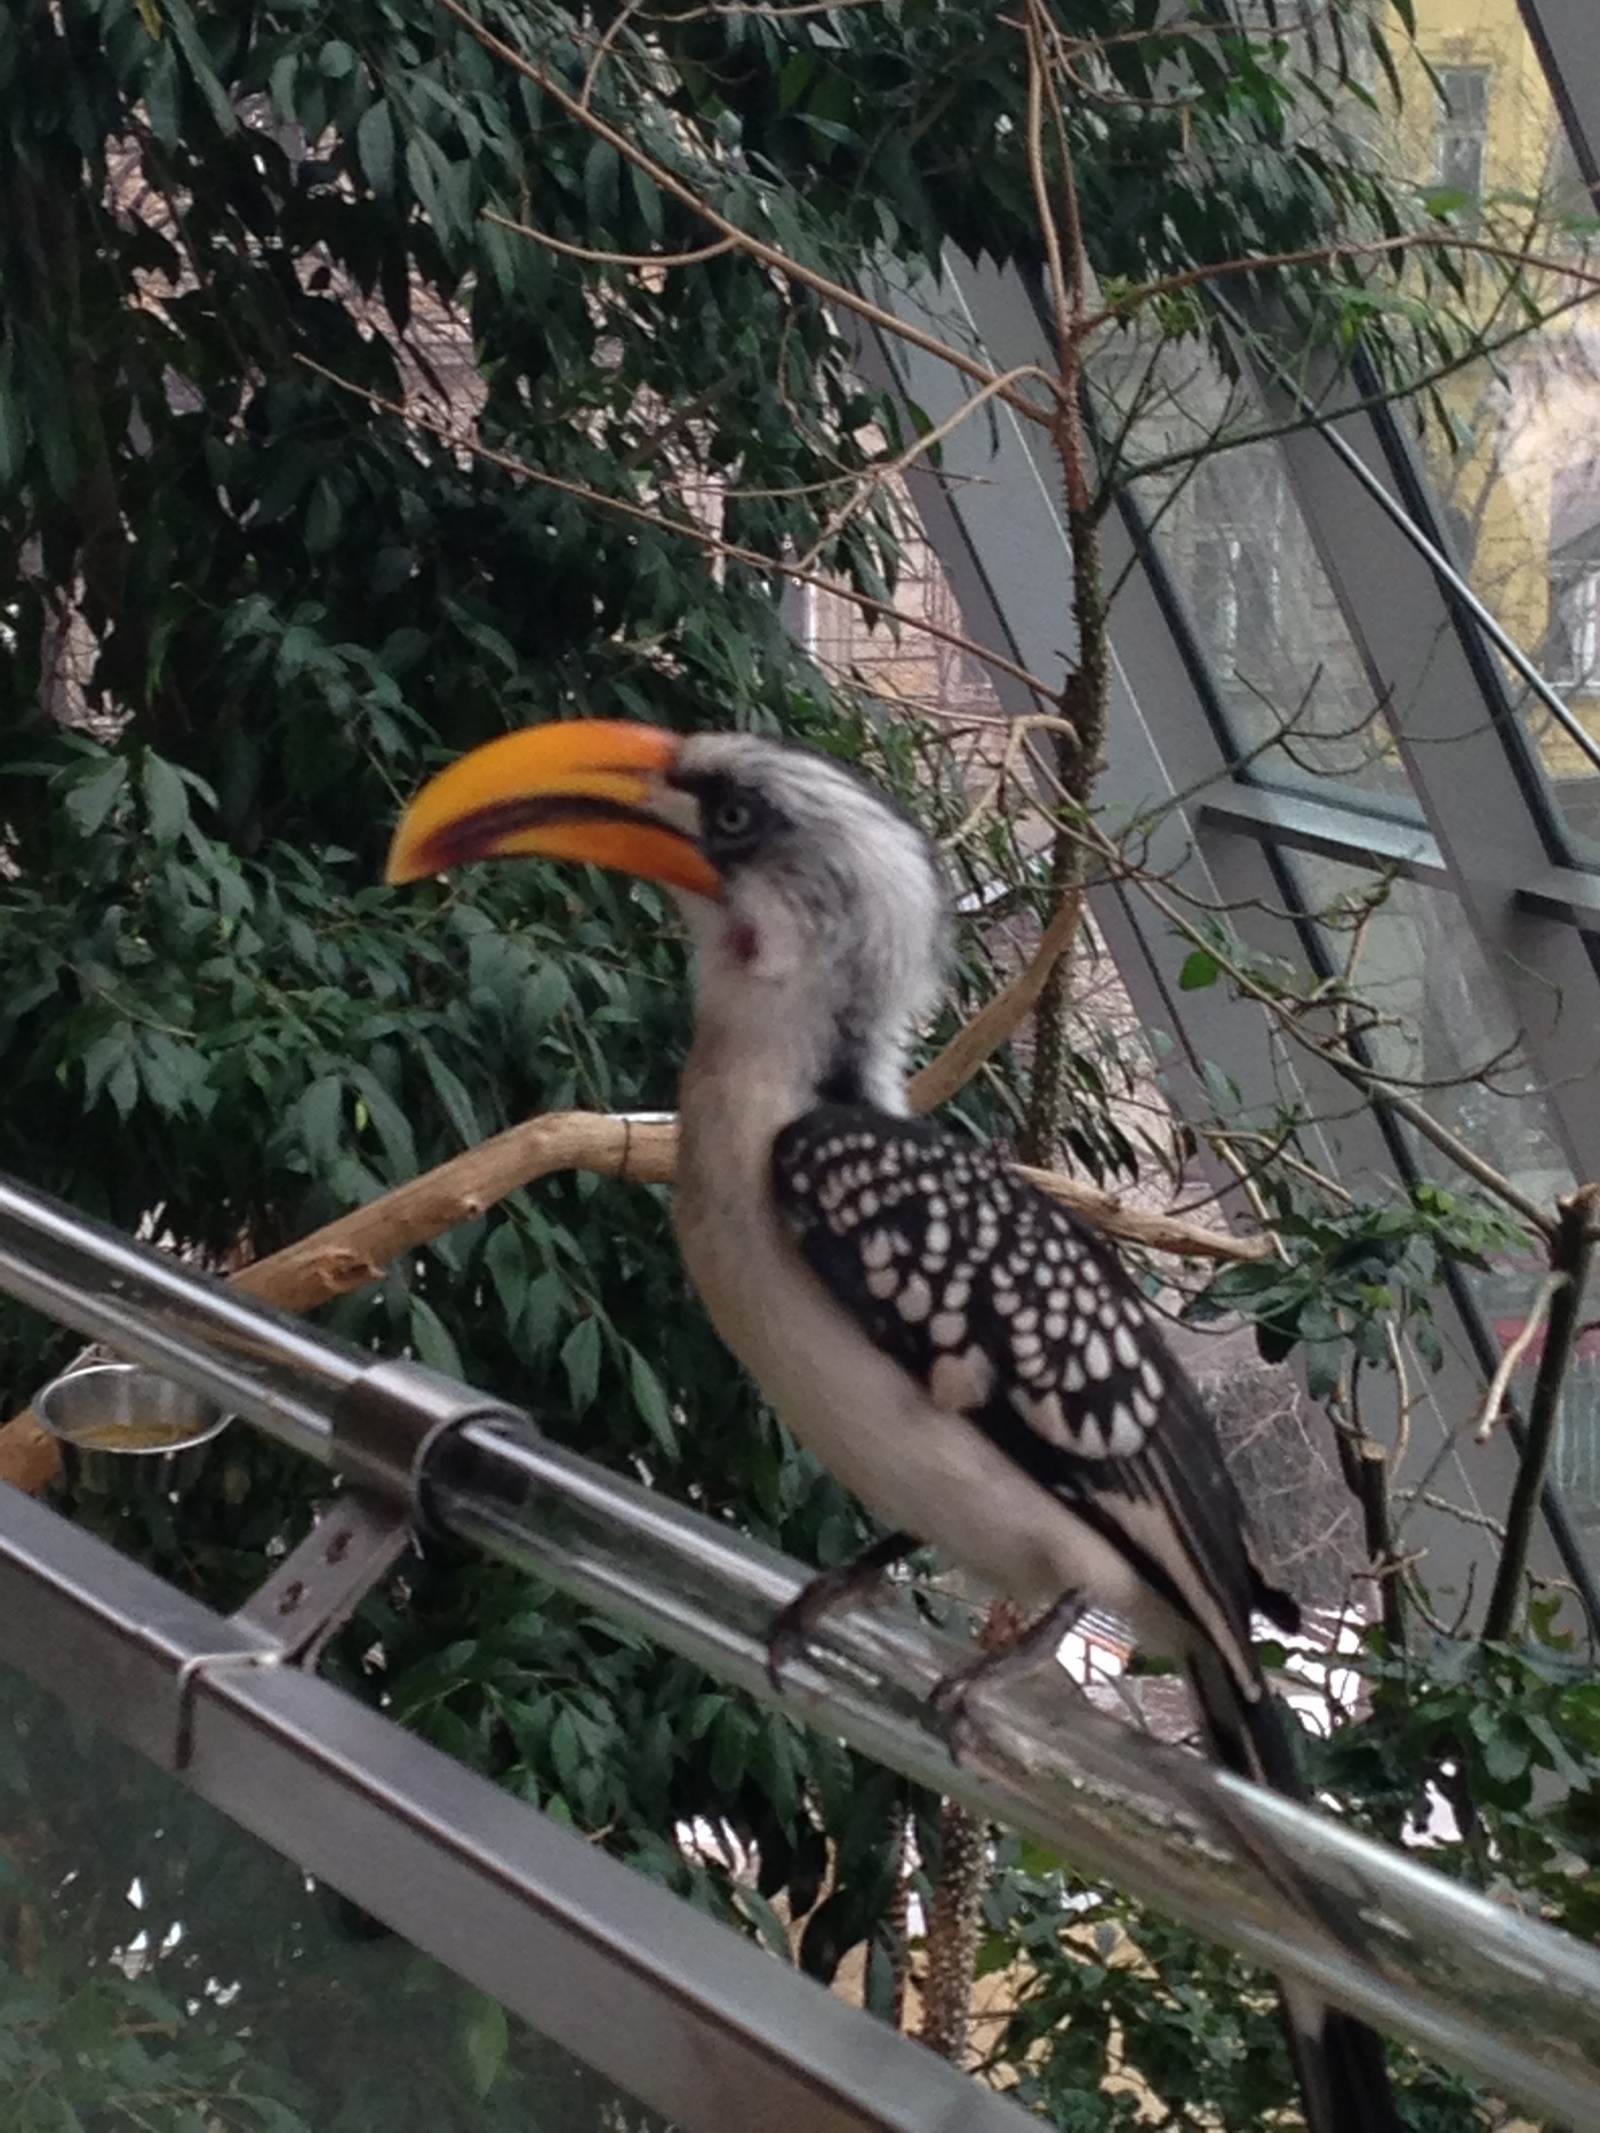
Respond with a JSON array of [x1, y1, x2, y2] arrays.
[[65, 1419, 202, 1451]]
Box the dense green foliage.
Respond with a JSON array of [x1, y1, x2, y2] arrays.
[[1, 1, 1590, 2127]]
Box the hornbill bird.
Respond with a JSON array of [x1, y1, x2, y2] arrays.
[[387, 719, 1402, 2133]]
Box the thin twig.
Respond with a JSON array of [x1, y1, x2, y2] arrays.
[[1385, 1317, 1416, 1479], [1473, 1272, 1565, 1444], [909, 888, 1086, 1114], [793, 364, 1051, 574], [1073, 228, 1600, 342], [1482, 1186, 1600, 1642], [1072, 819, 1560, 1239], [483, 211, 738, 272], [944, 713, 1081, 849]]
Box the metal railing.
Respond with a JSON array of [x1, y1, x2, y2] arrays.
[[3, 1168, 1600, 2127]]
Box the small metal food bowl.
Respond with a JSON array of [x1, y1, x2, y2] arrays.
[[35, 1362, 232, 1498]]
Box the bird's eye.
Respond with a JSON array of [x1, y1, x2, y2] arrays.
[[710, 796, 755, 841]]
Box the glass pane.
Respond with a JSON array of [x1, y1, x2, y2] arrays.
[[1287, 853, 1600, 1557], [1094, 334, 1424, 815], [0, 1657, 665, 2133], [1291, 855, 1572, 1201], [1387, 3, 1600, 857]]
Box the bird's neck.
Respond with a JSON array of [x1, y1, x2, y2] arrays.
[[682, 972, 910, 1133], [676, 884, 927, 1134]]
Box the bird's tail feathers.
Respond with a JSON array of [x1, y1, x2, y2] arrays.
[[1186, 1644, 1308, 1795], [1184, 1652, 1406, 2133], [1282, 1990, 1407, 2133]]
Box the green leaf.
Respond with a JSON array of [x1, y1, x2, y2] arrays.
[[1178, 949, 1220, 991], [733, 1884, 793, 1961], [519, 962, 570, 1039], [419, 1044, 483, 1147], [164, 0, 237, 134], [628, 1346, 678, 1455], [268, 49, 297, 122], [521, 1270, 567, 1355], [561, 1314, 601, 1412], [305, 477, 341, 555], [1200, 1059, 1241, 1113], [0, 364, 27, 489], [583, 139, 620, 227], [1480, 1726, 1531, 1787], [710, 1702, 753, 1792], [141, 752, 189, 843], [357, 100, 396, 194], [81, 1029, 134, 1110], [629, 164, 663, 242], [295, 1076, 346, 1169], [406, 133, 449, 231], [778, 51, 813, 109], [138, 1031, 206, 1116], [409, 1294, 463, 1377], [483, 1220, 528, 1323], [106, 1052, 139, 1118], [347, 1067, 417, 1178], [461, 1995, 508, 2098], [64, 759, 127, 837]]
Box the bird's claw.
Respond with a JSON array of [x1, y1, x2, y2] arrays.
[[764, 1599, 815, 1694], [762, 1533, 918, 1695], [928, 1657, 992, 1764]]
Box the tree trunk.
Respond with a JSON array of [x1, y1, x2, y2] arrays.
[[916, 1597, 1025, 2062]]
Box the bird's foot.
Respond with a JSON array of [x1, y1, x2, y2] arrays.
[[764, 1531, 918, 1692], [930, 1590, 1087, 1761]]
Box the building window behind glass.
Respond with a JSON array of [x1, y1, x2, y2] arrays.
[[1435, 64, 1490, 206], [1550, 565, 1600, 696], [1188, 458, 1285, 673]]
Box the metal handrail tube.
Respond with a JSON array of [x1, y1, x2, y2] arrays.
[[0, 1174, 355, 1462], [434, 1424, 1600, 2126], [3, 1167, 1600, 2121]]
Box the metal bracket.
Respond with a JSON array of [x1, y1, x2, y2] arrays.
[[231, 1489, 412, 1666], [331, 1356, 528, 1523], [172, 1490, 411, 1770], [171, 1646, 281, 1771], [172, 1362, 532, 1771]]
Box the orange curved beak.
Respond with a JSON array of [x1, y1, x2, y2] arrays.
[[384, 720, 721, 900]]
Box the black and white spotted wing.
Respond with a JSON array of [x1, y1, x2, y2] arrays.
[[770, 1104, 1297, 1699]]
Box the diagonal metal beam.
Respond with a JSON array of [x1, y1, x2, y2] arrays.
[[1518, 0, 1600, 195]]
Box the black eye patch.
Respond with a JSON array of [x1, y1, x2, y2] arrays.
[[675, 772, 786, 864]]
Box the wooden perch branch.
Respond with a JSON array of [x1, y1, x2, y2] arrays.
[[231, 1112, 677, 1314], [0, 1111, 676, 1496], [1013, 1162, 1267, 1263], [0, 1002, 1264, 1495]]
